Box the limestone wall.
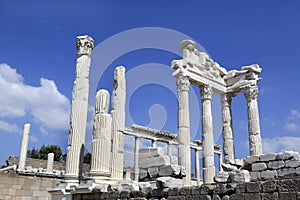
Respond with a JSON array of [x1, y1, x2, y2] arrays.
[[0, 172, 60, 199]]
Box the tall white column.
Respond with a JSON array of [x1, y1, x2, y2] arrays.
[[111, 66, 126, 179], [90, 90, 112, 177], [65, 35, 94, 182], [176, 75, 191, 185], [47, 153, 54, 173], [221, 93, 235, 163], [195, 149, 201, 186], [244, 85, 263, 155], [18, 123, 30, 171], [200, 84, 215, 184], [167, 142, 173, 157], [134, 137, 140, 181]]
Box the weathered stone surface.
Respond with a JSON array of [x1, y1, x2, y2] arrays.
[[221, 163, 237, 171], [214, 171, 230, 183], [148, 167, 159, 178], [279, 192, 297, 200], [139, 169, 148, 180], [285, 160, 300, 168], [139, 147, 165, 159], [245, 182, 261, 193], [138, 182, 152, 191], [259, 153, 276, 162], [158, 165, 181, 177], [252, 162, 267, 171], [260, 170, 277, 180], [296, 167, 300, 175], [139, 155, 170, 169], [156, 177, 184, 189], [261, 180, 277, 193], [244, 193, 260, 200], [222, 195, 230, 200], [230, 193, 244, 200], [244, 155, 259, 165], [267, 160, 285, 169], [276, 151, 299, 160], [229, 170, 250, 183], [250, 171, 260, 181], [277, 178, 300, 192], [260, 192, 278, 200], [277, 167, 296, 177]]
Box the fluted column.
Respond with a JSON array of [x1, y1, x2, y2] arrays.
[[167, 142, 173, 157], [244, 85, 263, 155], [111, 66, 126, 179], [90, 90, 112, 177], [18, 123, 30, 171], [221, 93, 235, 163], [176, 75, 191, 185], [195, 149, 201, 186], [46, 153, 54, 173], [65, 35, 94, 182], [200, 84, 215, 184], [134, 137, 140, 181]]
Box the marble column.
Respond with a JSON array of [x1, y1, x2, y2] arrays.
[[218, 153, 223, 171], [65, 35, 94, 182], [195, 149, 201, 186], [47, 153, 54, 173], [221, 93, 235, 163], [244, 85, 263, 155], [18, 123, 30, 171], [200, 84, 215, 184], [167, 142, 173, 157], [111, 66, 126, 179], [134, 137, 140, 181], [90, 90, 112, 177], [176, 75, 191, 185]]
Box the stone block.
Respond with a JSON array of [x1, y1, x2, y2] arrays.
[[168, 196, 186, 200], [139, 147, 164, 159], [277, 178, 300, 192], [179, 186, 191, 195], [120, 191, 130, 198], [139, 169, 148, 180], [261, 180, 277, 193], [214, 171, 230, 183], [277, 168, 296, 177], [285, 160, 300, 168], [148, 167, 159, 178], [261, 192, 278, 200], [252, 162, 267, 171], [260, 153, 276, 162], [250, 171, 261, 181], [235, 183, 246, 194], [245, 182, 261, 193], [158, 165, 181, 177], [229, 170, 250, 183], [221, 163, 237, 171], [261, 170, 277, 180], [139, 155, 170, 169], [244, 155, 259, 165], [244, 193, 260, 200], [296, 167, 300, 175], [279, 192, 297, 200], [230, 193, 244, 200], [156, 177, 184, 189], [200, 184, 215, 195], [277, 151, 299, 160], [138, 182, 151, 191], [267, 160, 285, 169], [199, 195, 212, 200], [213, 183, 236, 195], [168, 187, 180, 196]]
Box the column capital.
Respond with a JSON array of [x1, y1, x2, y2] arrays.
[[243, 85, 258, 103], [76, 35, 94, 56], [221, 93, 233, 107], [200, 84, 212, 100], [176, 75, 190, 91]]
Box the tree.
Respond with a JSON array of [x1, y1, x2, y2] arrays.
[[27, 147, 39, 159], [39, 145, 62, 161]]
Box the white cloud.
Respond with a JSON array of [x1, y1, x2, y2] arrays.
[[0, 63, 70, 130], [0, 120, 22, 134], [263, 136, 300, 153], [284, 123, 299, 132], [285, 109, 300, 132]]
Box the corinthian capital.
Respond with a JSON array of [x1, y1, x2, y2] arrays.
[[200, 84, 212, 100], [221, 93, 233, 107], [176, 75, 190, 91], [76, 35, 94, 56], [243, 85, 258, 102]]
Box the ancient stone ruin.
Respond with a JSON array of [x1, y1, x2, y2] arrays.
[[2, 35, 300, 200]]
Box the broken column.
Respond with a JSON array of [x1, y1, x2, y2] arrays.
[[176, 74, 191, 185], [221, 93, 235, 163], [90, 90, 112, 177], [244, 85, 263, 155], [65, 35, 94, 183], [200, 84, 215, 184], [47, 153, 54, 173], [110, 66, 126, 179], [18, 123, 30, 171]]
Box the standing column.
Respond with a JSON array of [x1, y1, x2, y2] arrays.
[[18, 123, 30, 171], [47, 153, 54, 173], [218, 153, 223, 171], [176, 75, 191, 185], [244, 85, 263, 155], [167, 142, 173, 157], [195, 149, 201, 186], [221, 93, 235, 163], [90, 90, 112, 177], [111, 66, 126, 179], [200, 84, 215, 184], [134, 137, 140, 181], [65, 35, 94, 182]]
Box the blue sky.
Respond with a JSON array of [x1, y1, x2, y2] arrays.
[[1, 1, 300, 168]]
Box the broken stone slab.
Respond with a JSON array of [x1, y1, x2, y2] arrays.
[[260, 170, 277, 180], [259, 153, 276, 162], [229, 159, 244, 168], [276, 151, 299, 160], [277, 168, 296, 177], [244, 155, 259, 165], [221, 163, 238, 172], [138, 182, 152, 191], [252, 163, 267, 171], [285, 160, 300, 168], [139, 147, 165, 159], [148, 167, 159, 178], [156, 177, 184, 189], [158, 165, 181, 177], [214, 171, 230, 183], [139, 169, 148, 180], [229, 170, 250, 183], [139, 155, 170, 169], [267, 160, 285, 169], [110, 181, 139, 191]]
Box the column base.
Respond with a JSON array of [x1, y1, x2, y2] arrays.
[[203, 166, 215, 184], [89, 170, 111, 177]]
